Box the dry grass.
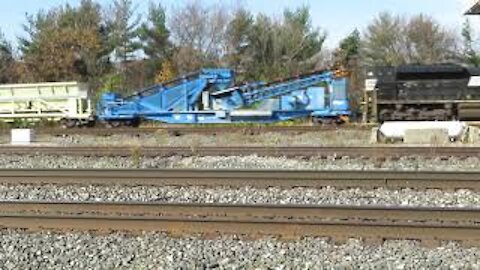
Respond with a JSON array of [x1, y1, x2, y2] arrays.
[[46, 129, 372, 147], [130, 145, 142, 168]]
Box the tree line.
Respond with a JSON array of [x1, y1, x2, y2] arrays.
[[0, 0, 478, 96]]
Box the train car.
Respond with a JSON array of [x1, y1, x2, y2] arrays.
[[97, 69, 350, 125], [0, 82, 95, 128], [366, 64, 480, 122], [0, 69, 350, 127]]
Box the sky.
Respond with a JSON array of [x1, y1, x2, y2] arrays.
[[0, 0, 478, 49]]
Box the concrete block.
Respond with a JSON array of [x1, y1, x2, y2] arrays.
[[11, 129, 34, 145], [370, 127, 379, 144], [466, 126, 480, 143], [404, 129, 449, 145]]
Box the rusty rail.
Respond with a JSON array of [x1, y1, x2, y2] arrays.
[[0, 169, 478, 190], [0, 201, 478, 246], [0, 145, 479, 158]]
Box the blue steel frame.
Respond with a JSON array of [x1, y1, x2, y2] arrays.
[[96, 69, 351, 124]]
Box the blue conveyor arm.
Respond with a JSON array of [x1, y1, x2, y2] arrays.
[[211, 71, 334, 108], [97, 69, 235, 120]]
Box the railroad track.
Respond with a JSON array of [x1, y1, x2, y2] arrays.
[[3, 121, 480, 136], [2, 122, 480, 137], [0, 125, 372, 137], [0, 145, 479, 158], [0, 201, 478, 246], [18, 122, 480, 136], [0, 169, 478, 190]]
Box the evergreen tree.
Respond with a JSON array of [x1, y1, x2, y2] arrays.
[[109, 0, 141, 63], [0, 30, 16, 83], [334, 29, 360, 68], [226, 8, 254, 75], [242, 6, 326, 80], [138, 2, 172, 83], [462, 19, 480, 67]]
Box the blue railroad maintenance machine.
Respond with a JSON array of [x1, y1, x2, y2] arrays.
[[97, 69, 351, 126]]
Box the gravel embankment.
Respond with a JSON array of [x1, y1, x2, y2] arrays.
[[46, 130, 372, 146], [0, 154, 479, 171], [0, 231, 477, 269], [0, 185, 479, 207]]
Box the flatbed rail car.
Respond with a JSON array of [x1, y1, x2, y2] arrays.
[[0, 82, 94, 127], [97, 69, 351, 125]]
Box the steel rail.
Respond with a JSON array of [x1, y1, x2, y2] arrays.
[[0, 145, 479, 158], [0, 169, 478, 190], [0, 201, 478, 245]]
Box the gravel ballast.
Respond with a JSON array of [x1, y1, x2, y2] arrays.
[[0, 184, 479, 207], [0, 154, 479, 171], [0, 231, 478, 269], [0, 154, 479, 207], [46, 130, 372, 147]]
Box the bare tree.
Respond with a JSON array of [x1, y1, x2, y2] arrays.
[[404, 14, 458, 64], [361, 12, 406, 66], [361, 12, 459, 66], [169, 1, 230, 72]]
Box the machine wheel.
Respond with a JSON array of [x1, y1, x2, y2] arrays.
[[125, 119, 140, 127], [312, 118, 334, 126], [85, 121, 96, 128], [104, 121, 122, 128], [311, 117, 322, 125], [60, 119, 77, 129]]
